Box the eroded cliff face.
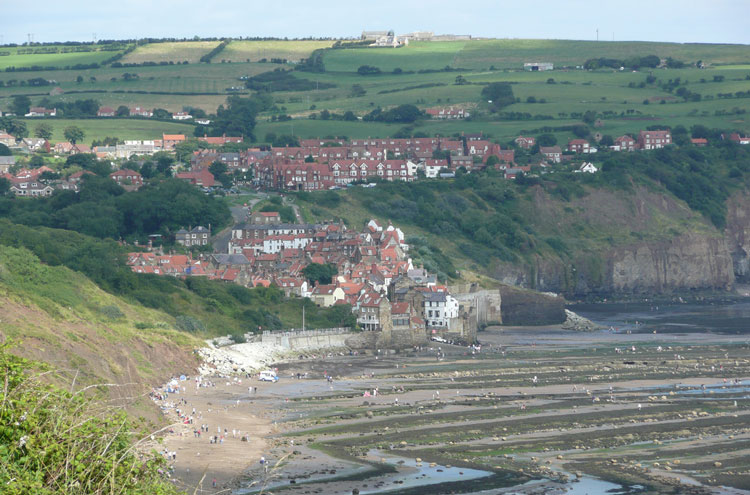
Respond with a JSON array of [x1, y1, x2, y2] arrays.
[[725, 191, 750, 282], [491, 186, 736, 297], [605, 233, 733, 294]]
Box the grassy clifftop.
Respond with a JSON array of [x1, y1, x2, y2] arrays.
[[0, 245, 201, 407]]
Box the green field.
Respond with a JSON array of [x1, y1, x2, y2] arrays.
[[221, 40, 336, 62], [21, 118, 195, 144], [255, 62, 750, 141], [121, 41, 221, 64], [1, 39, 749, 143], [323, 39, 750, 72], [0, 45, 128, 70], [0, 62, 272, 112], [324, 41, 466, 72]]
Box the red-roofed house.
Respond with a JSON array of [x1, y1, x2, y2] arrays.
[[162, 134, 186, 150], [466, 140, 492, 156], [25, 107, 56, 117], [198, 134, 244, 145], [637, 130, 671, 150], [249, 211, 281, 224], [176, 168, 215, 187], [68, 170, 96, 182], [110, 169, 143, 188], [612, 135, 636, 152], [97, 106, 115, 117], [567, 139, 591, 154], [0, 131, 16, 147]]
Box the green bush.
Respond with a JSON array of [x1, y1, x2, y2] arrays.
[[0, 345, 179, 494], [99, 305, 124, 320], [175, 315, 206, 332]]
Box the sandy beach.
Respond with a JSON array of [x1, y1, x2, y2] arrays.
[[154, 325, 750, 495], [151, 376, 277, 494]]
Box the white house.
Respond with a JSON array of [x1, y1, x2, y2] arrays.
[[423, 291, 459, 328], [367, 219, 383, 232], [261, 234, 312, 254], [25, 107, 56, 117], [576, 162, 598, 174]]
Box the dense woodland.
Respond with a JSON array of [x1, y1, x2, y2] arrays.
[[0, 176, 231, 242]]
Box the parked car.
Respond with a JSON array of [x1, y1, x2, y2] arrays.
[[259, 370, 279, 382]]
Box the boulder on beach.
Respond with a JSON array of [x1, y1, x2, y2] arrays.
[[561, 310, 603, 331]]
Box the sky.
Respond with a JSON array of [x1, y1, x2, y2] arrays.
[[2, 0, 749, 45]]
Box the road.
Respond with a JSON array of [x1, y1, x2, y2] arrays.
[[211, 193, 267, 253], [282, 195, 303, 222]]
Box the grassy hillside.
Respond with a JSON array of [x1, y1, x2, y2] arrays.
[[0, 244, 201, 395], [0, 220, 355, 338]]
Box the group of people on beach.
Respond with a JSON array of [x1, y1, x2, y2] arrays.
[[148, 372, 270, 491]]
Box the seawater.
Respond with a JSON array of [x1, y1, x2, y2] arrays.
[[571, 299, 750, 335]]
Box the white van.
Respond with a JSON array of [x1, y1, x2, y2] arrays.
[[259, 370, 279, 382]]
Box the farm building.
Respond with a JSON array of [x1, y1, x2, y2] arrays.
[[523, 62, 554, 71]]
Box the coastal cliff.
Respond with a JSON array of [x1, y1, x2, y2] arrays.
[[491, 186, 738, 297], [725, 190, 750, 283]]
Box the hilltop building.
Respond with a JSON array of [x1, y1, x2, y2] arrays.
[[524, 62, 554, 71]]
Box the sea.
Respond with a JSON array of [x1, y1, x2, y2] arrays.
[[571, 298, 750, 335]]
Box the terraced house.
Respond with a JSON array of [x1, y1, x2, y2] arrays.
[[176, 226, 211, 247]]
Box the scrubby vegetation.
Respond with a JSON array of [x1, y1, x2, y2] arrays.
[[0, 344, 179, 494]]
